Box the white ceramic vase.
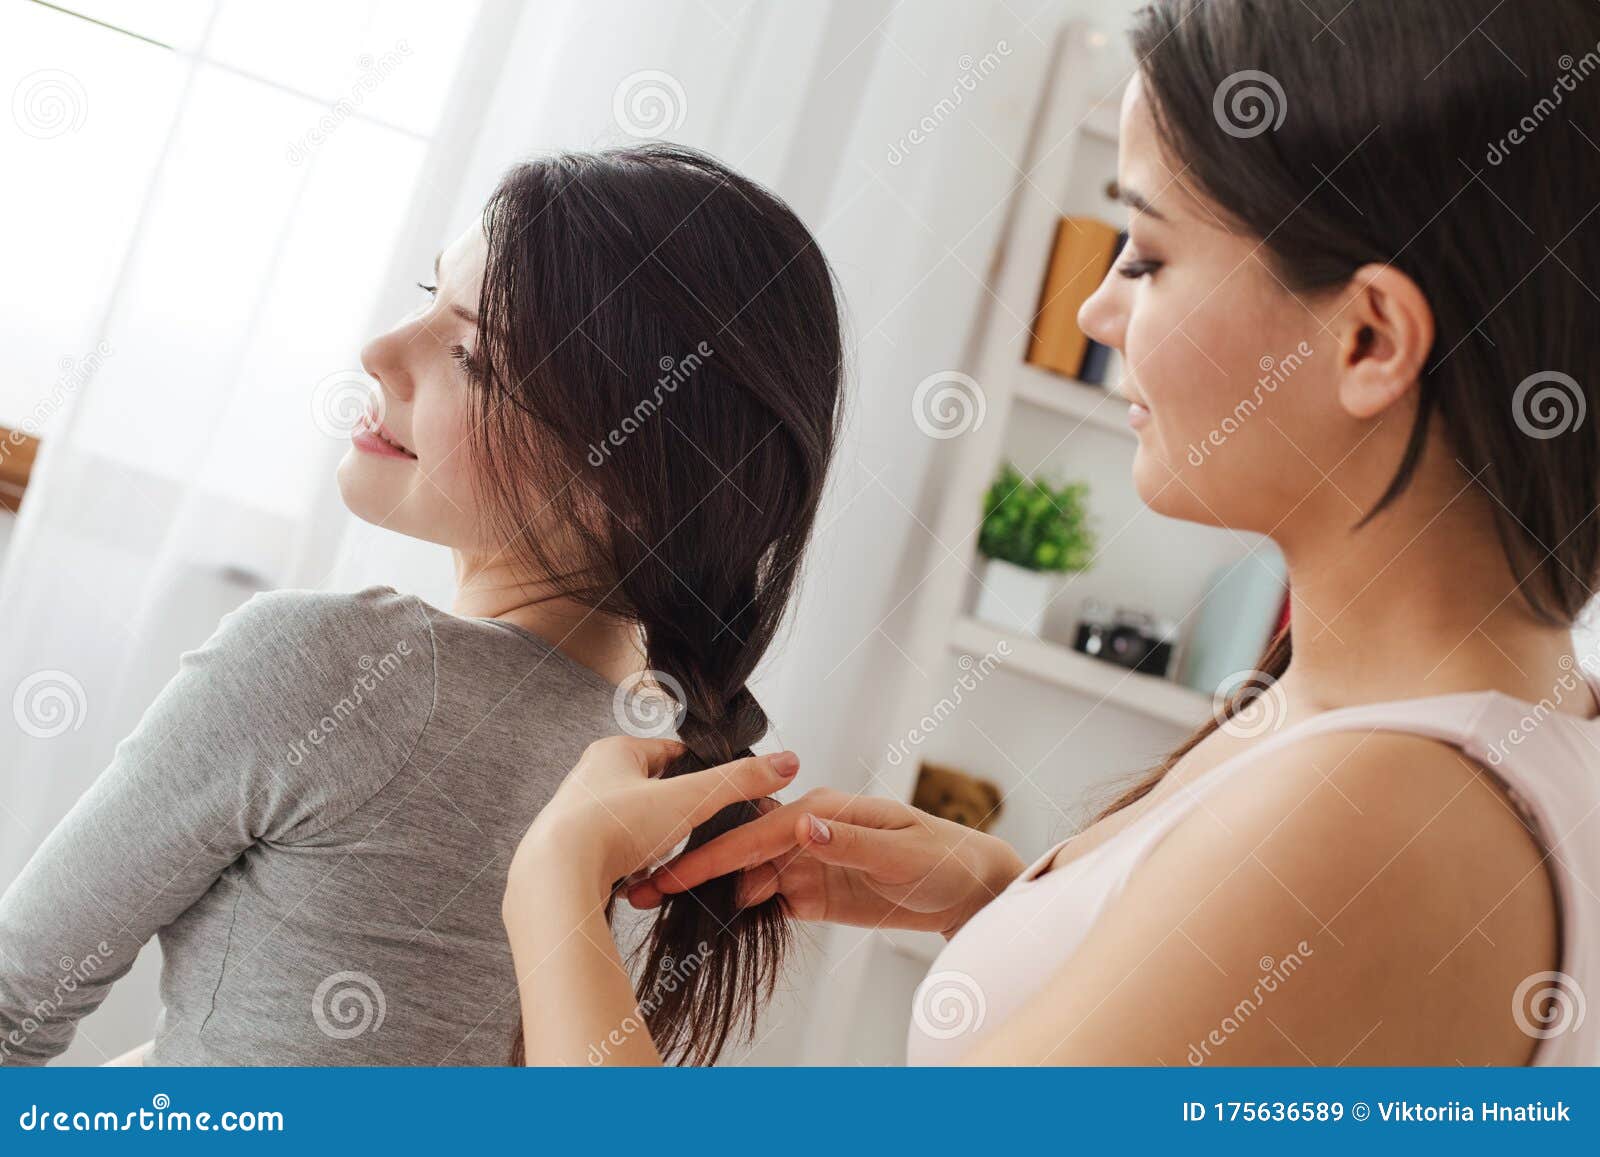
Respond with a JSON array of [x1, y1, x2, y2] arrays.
[[973, 558, 1057, 636]]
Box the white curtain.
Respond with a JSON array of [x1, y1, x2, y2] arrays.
[[0, 0, 504, 1060]]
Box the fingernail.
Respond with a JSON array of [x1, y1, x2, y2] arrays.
[[807, 815, 831, 844], [772, 751, 800, 777]]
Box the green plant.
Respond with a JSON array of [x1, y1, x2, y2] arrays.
[[978, 462, 1094, 573]]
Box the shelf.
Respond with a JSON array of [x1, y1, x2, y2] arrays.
[[949, 615, 1213, 728], [1011, 363, 1133, 440]]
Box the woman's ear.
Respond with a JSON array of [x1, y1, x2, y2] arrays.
[[1333, 263, 1435, 420]]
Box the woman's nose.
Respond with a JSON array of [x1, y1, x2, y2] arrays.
[[1078, 268, 1126, 352], [359, 326, 414, 404]]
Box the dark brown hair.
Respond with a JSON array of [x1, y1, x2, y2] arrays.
[[1103, 0, 1600, 816], [471, 144, 844, 1063]]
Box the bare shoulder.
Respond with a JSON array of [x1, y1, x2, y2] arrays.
[[968, 728, 1558, 1065], [1153, 728, 1557, 1063]]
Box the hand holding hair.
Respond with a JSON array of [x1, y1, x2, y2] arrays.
[[629, 788, 1027, 939], [505, 736, 801, 898]]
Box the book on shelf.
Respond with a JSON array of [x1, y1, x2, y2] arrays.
[[1026, 217, 1121, 381]]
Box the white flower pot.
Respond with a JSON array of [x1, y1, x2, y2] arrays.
[[973, 558, 1057, 636]]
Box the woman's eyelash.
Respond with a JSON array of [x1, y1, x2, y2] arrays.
[[417, 281, 437, 295], [450, 343, 484, 381], [1116, 259, 1162, 280]]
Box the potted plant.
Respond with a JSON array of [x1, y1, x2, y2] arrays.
[[974, 462, 1095, 636]]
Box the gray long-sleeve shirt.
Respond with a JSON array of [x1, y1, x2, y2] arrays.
[[0, 586, 621, 1065]]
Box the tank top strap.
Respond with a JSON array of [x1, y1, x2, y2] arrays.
[[1118, 690, 1507, 869]]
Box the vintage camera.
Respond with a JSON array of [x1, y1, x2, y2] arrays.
[[1073, 600, 1177, 678]]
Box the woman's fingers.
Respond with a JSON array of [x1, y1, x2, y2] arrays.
[[668, 750, 799, 831], [650, 801, 810, 894], [790, 813, 911, 872]]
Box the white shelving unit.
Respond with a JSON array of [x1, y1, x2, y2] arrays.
[[950, 615, 1212, 728], [797, 20, 1273, 1066]]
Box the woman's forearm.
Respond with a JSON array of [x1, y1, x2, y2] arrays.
[[502, 846, 664, 1067]]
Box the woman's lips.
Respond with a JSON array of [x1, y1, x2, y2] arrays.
[[1111, 388, 1151, 430], [353, 414, 418, 459]]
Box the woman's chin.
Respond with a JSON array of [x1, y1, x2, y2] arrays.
[[335, 453, 399, 527]]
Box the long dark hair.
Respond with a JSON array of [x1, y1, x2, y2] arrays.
[[1102, 0, 1600, 816], [474, 144, 844, 1063]]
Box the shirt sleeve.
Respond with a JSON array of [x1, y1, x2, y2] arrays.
[[0, 586, 435, 1065]]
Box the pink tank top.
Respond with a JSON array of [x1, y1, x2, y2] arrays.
[[908, 674, 1600, 1065]]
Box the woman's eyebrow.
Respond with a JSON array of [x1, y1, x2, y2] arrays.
[[1115, 182, 1169, 223], [432, 250, 480, 325]]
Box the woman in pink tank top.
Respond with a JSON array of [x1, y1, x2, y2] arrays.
[[499, 0, 1600, 1068]]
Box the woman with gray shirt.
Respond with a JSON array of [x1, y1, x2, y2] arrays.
[[0, 143, 844, 1065]]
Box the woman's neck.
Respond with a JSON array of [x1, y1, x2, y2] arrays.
[[1274, 466, 1592, 719], [450, 554, 645, 688]]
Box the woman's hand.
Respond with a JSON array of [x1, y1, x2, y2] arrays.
[[506, 735, 800, 900], [626, 788, 1027, 938]]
